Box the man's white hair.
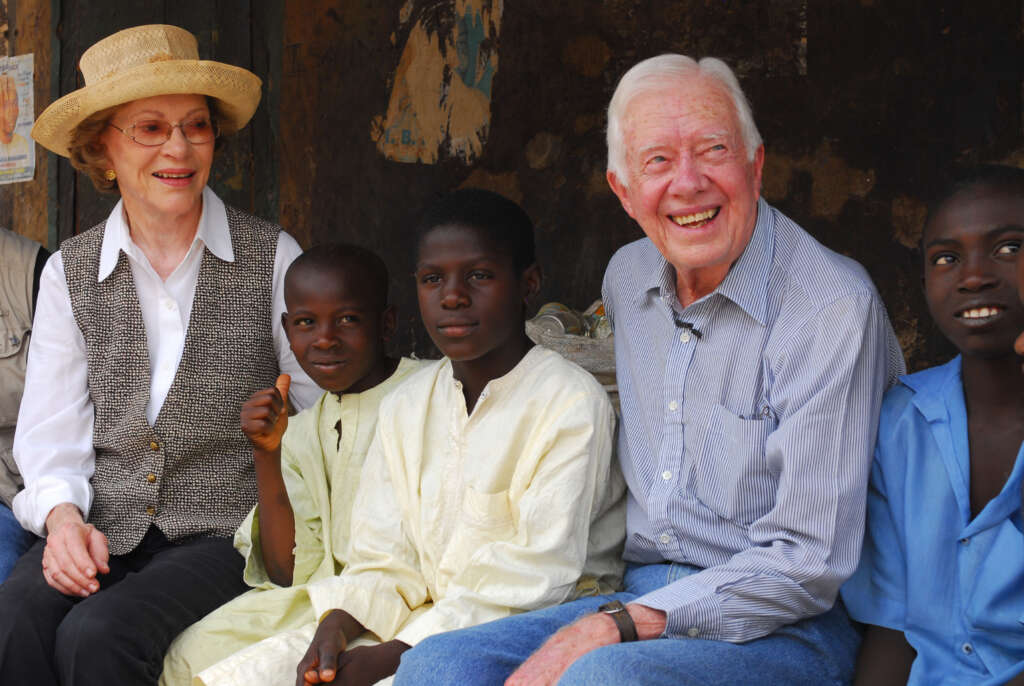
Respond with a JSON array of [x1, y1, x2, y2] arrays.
[[606, 54, 763, 183]]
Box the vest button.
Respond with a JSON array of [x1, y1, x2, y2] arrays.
[[150, 441, 159, 451], [146, 473, 156, 483], [145, 505, 156, 516]]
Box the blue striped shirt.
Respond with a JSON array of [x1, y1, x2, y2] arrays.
[[603, 198, 905, 643]]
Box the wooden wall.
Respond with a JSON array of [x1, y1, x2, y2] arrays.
[[4, 0, 1023, 370]]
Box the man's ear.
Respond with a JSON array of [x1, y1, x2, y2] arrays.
[[520, 262, 542, 303], [607, 170, 636, 220], [281, 311, 290, 335], [379, 305, 397, 342]]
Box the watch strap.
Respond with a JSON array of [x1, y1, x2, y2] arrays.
[[598, 600, 638, 643]]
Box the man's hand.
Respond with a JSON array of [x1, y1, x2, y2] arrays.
[[242, 374, 291, 454], [506, 603, 666, 686], [42, 502, 109, 597]]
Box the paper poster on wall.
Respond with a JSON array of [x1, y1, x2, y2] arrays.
[[371, 0, 502, 165], [0, 53, 33, 184]]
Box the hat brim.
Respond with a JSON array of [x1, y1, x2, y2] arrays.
[[31, 59, 262, 157]]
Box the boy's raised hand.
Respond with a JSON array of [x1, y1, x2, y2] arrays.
[[241, 374, 291, 453]]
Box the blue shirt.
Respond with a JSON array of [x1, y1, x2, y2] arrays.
[[841, 356, 1024, 685], [603, 198, 905, 642]]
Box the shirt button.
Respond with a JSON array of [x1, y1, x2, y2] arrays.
[[960, 537, 970, 545], [145, 505, 156, 516], [662, 470, 672, 481], [659, 533, 671, 545], [687, 627, 699, 638], [962, 642, 973, 655], [679, 330, 691, 343], [668, 400, 678, 412], [164, 299, 174, 310], [150, 441, 159, 451], [146, 473, 156, 483]]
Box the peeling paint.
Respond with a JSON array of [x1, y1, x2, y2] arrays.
[[573, 113, 603, 136], [525, 132, 562, 169], [585, 167, 611, 199], [891, 195, 927, 250], [459, 168, 522, 203], [371, 0, 502, 164], [761, 143, 875, 219]]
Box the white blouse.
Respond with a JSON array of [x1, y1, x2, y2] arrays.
[[12, 187, 319, 535]]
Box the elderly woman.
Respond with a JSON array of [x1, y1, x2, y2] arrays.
[[0, 24, 319, 684]]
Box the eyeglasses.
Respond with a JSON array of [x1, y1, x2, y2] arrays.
[[107, 117, 218, 146]]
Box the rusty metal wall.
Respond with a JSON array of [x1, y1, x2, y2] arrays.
[[8, 0, 1023, 369], [277, 0, 1023, 368]]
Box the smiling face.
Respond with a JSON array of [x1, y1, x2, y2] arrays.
[[415, 223, 539, 371], [607, 75, 763, 300], [99, 93, 213, 226], [283, 265, 395, 394], [923, 183, 1024, 359]]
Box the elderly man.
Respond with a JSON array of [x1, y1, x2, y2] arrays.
[[393, 54, 904, 686]]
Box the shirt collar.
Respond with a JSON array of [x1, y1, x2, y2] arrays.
[[903, 355, 962, 424], [639, 197, 773, 324], [713, 197, 773, 325], [96, 186, 233, 281]]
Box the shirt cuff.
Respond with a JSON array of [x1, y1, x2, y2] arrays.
[[306, 575, 411, 642], [12, 475, 92, 536], [234, 505, 275, 589], [635, 579, 723, 641], [393, 606, 455, 647]]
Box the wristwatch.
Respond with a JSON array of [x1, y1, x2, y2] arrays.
[[598, 600, 638, 643]]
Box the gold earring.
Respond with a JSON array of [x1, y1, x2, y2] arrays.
[[104, 169, 116, 181]]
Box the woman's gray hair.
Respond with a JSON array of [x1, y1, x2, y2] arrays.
[[606, 54, 762, 183]]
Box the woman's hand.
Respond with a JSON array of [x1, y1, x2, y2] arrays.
[[241, 374, 291, 454], [42, 502, 109, 597]]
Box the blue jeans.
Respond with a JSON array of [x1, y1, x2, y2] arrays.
[[0, 502, 36, 584], [395, 562, 861, 686]]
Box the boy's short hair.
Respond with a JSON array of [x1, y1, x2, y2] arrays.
[[286, 243, 390, 311], [926, 164, 1024, 228], [414, 188, 537, 272]]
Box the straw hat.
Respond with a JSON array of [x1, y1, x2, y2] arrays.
[[32, 24, 262, 157]]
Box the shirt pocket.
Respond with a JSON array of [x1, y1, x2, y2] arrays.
[[438, 487, 516, 580], [0, 323, 29, 427], [460, 486, 515, 534], [688, 402, 778, 526]]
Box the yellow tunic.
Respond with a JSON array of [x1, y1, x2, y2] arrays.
[[159, 358, 421, 686], [191, 345, 626, 686]]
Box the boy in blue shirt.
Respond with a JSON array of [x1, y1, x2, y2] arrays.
[[842, 165, 1024, 685]]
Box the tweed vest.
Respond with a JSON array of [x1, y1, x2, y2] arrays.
[[0, 228, 41, 507], [61, 206, 280, 555]]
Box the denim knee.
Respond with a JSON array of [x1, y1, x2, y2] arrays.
[[396, 631, 490, 686]]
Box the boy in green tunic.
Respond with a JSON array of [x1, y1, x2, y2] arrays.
[[160, 244, 421, 685]]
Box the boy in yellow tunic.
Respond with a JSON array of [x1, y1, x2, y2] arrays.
[[160, 244, 421, 685], [194, 189, 626, 686]]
